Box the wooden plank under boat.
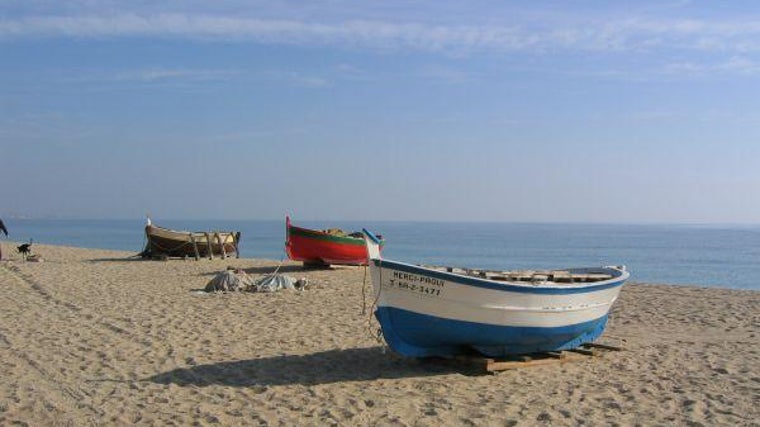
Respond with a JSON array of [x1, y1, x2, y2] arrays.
[[362, 229, 629, 358], [143, 221, 240, 260], [285, 216, 382, 266]]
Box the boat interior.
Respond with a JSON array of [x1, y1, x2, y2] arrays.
[[423, 265, 616, 284]]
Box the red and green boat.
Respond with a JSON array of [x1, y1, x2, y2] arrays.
[[285, 216, 382, 266]]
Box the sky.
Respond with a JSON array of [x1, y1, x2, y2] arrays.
[[1, 0, 759, 223]]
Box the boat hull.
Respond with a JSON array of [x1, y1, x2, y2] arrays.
[[285, 217, 380, 265], [145, 225, 239, 258], [368, 259, 627, 357]]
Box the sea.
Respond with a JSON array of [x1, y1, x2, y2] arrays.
[[3, 219, 759, 291]]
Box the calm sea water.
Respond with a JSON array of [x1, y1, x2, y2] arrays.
[[3, 219, 759, 291]]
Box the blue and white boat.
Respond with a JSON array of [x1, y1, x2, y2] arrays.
[[362, 230, 629, 358]]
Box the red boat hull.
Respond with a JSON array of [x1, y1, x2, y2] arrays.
[[285, 217, 380, 266]]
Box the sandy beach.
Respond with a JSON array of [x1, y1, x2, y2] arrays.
[[0, 243, 757, 426]]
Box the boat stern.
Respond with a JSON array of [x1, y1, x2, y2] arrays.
[[362, 229, 383, 261]]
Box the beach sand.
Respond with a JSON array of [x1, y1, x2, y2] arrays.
[[0, 243, 757, 426]]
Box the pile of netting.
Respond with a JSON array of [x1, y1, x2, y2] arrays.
[[204, 268, 309, 293], [323, 228, 363, 239]]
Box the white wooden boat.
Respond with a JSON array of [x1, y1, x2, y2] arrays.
[[362, 230, 629, 357]]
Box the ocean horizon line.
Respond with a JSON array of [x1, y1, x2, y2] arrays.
[[3, 218, 758, 290], [4, 217, 760, 227]]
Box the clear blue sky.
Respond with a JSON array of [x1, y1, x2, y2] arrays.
[[1, 1, 758, 222]]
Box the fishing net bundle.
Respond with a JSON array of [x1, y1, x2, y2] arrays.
[[204, 269, 309, 293]]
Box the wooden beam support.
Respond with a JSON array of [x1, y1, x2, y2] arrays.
[[215, 232, 226, 259], [204, 232, 213, 260], [583, 342, 623, 352], [232, 231, 240, 258], [447, 343, 624, 373], [189, 233, 200, 261]]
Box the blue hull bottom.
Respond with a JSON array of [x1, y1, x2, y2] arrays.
[[375, 307, 609, 358]]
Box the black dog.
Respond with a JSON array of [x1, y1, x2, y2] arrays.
[[17, 239, 32, 261]]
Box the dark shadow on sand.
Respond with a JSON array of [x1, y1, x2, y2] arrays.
[[146, 347, 476, 387], [193, 265, 312, 278], [195, 265, 324, 278], [197, 264, 358, 277], [240, 264, 348, 274], [86, 256, 149, 263]]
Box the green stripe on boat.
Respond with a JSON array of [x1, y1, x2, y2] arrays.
[[288, 226, 370, 246]]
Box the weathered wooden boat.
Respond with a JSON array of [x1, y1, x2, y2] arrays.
[[285, 216, 382, 266], [142, 220, 240, 260], [362, 229, 629, 358]]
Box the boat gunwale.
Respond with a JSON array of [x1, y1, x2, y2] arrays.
[[147, 224, 237, 239], [371, 258, 628, 295]]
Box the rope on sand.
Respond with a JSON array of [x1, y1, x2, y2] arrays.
[[362, 262, 385, 345]]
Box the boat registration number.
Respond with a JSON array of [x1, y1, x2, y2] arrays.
[[386, 271, 444, 297]]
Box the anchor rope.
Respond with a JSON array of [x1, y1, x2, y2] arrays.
[[361, 264, 367, 315], [363, 258, 385, 344]]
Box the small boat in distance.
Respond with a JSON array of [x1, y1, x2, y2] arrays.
[[285, 216, 382, 266], [362, 229, 629, 358], [142, 219, 240, 260]]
